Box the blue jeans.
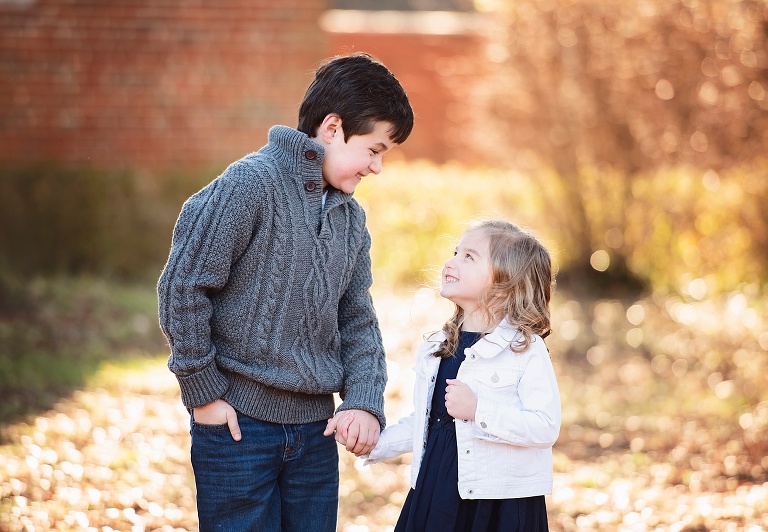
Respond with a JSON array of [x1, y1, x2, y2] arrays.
[[190, 412, 339, 532]]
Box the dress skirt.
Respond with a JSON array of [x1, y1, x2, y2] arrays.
[[394, 331, 549, 532]]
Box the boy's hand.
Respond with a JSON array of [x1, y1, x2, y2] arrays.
[[193, 399, 242, 441], [445, 379, 478, 422], [336, 409, 380, 456], [324, 410, 356, 444]]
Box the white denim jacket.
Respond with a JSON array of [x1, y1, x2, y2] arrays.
[[365, 319, 561, 499]]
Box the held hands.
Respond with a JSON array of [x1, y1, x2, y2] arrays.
[[445, 379, 478, 421], [193, 399, 242, 441], [324, 409, 380, 456]]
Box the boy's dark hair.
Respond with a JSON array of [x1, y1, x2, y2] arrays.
[[298, 52, 414, 145]]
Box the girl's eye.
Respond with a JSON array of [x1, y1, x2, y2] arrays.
[[465, 253, 474, 261]]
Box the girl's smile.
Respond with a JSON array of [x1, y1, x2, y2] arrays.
[[440, 228, 493, 329]]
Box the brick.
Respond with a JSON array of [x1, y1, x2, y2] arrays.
[[1, 0, 328, 170]]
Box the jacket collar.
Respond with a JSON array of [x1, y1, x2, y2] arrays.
[[421, 319, 521, 360], [469, 319, 520, 359], [421, 330, 445, 357]]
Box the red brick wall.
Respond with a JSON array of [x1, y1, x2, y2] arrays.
[[324, 11, 488, 164], [0, 0, 329, 171], [329, 33, 485, 164], [0, 4, 484, 170]]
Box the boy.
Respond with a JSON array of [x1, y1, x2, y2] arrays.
[[157, 52, 413, 531]]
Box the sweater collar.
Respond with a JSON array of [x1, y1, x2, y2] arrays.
[[264, 125, 354, 207], [264, 125, 324, 174]]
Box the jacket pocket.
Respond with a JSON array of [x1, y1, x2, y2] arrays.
[[476, 367, 519, 390]]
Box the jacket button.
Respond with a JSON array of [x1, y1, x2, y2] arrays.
[[304, 182, 317, 192], [465, 449, 471, 454], [480, 422, 487, 429], [468, 489, 474, 494], [304, 149, 317, 160], [431, 376, 435, 382]]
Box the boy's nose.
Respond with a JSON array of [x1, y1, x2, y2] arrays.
[[369, 159, 382, 174]]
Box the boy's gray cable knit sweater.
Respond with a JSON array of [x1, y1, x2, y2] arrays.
[[157, 126, 387, 428]]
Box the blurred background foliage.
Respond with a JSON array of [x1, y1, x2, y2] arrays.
[[1, 0, 767, 297], [467, 0, 768, 295], [0, 157, 765, 297]]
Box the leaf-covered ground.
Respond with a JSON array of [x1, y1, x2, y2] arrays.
[[1, 288, 766, 531]]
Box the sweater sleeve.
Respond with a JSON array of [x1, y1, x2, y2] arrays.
[[334, 228, 388, 429], [157, 170, 259, 408]]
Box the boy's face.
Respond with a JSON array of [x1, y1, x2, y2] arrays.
[[317, 118, 395, 194]]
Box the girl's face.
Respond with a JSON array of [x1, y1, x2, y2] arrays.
[[320, 119, 394, 194], [440, 229, 493, 314]]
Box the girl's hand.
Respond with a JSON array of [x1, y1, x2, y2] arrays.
[[445, 379, 478, 421], [193, 399, 242, 441], [325, 410, 380, 456], [324, 410, 356, 444], [341, 410, 380, 456]]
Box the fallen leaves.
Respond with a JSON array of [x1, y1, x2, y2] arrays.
[[1, 288, 766, 531]]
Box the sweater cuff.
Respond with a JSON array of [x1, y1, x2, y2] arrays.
[[337, 381, 386, 430], [175, 362, 230, 409]]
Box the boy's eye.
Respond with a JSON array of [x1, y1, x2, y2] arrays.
[[465, 253, 474, 260], [370, 149, 379, 155]]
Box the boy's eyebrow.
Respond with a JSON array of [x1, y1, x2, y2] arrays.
[[373, 142, 391, 152]]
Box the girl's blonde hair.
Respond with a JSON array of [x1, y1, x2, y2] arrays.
[[433, 220, 554, 358]]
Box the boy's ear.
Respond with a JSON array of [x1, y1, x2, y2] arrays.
[[318, 114, 342, 144]]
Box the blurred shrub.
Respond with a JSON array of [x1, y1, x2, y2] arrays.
[[358, 159, 768, 294], [626, 161, 768, 293], [1, 159, 765, 295], [0, 163, 209, 282], [0, 163, 136, 278], [464, 0, 768, 294]]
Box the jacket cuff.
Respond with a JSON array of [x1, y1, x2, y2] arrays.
[[337, 381, 386, 430], [175, 362, 230, 408]]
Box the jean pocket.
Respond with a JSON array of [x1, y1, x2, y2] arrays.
[[192, 421, 230, 431]]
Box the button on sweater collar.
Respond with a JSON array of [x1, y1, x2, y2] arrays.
[[262, 125, 354, 209]]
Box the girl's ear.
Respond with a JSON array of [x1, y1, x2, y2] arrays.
[[318, 114, 342, 144]]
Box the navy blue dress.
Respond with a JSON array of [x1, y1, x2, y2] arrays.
[[394, 331, 550, 532]]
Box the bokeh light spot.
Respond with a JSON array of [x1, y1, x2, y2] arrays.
[[655, 79, 675, 100], [590, 250, 610, 272]]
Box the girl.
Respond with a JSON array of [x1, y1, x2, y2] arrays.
[[365, 220, 561, 531]]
